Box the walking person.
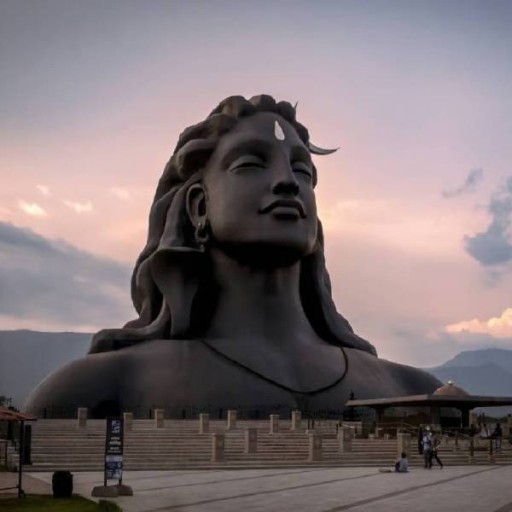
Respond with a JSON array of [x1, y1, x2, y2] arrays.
[[430, 432, 444, 469], [493, 423, 503, 450], [422, 430, 433, 469]]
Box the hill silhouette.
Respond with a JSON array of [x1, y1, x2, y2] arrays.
[[0, 330, 91, 407], [425, 348, 512, 415]]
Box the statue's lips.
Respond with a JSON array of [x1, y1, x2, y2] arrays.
[[259, 199, 306, 218]]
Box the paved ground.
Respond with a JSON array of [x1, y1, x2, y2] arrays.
[[0, 471, 52, 498], [23, 465, 512, 512]]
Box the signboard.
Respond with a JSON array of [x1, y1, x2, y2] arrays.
[[104, 417, 124, 484]]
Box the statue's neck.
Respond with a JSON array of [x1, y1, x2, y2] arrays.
[[205, 248, 318, 348]]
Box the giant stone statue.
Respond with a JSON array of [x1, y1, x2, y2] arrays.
[[24, 95, 440, 418]]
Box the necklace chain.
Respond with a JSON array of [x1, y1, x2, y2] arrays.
[[196, 339, 349, 396]]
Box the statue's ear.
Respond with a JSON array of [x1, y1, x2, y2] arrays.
[[186, 183, 207, 227]]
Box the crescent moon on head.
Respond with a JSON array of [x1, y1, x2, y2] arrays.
[[292, 102, 336, 154], [308, 142, 339, 155]]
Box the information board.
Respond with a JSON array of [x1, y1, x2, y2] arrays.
[[104, 417, 124, 484]]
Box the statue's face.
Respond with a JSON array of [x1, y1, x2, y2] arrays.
[[201, 112, 318, 265]]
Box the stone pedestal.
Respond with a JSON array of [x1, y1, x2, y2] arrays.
[[211, 433, 225, 462], [123, 412, 133, 432], [338, 426, 352, 453], [154, 408, 164, 428], [227, 410, 237, 430], [269, 414, 280, 434], [199, 413, 210, 434], [291, 410, 302, 431], [397, 433, 411, 457], [244, 428, 257, 454], [308, 432, 322, 461], [77, 407, 87, 429]]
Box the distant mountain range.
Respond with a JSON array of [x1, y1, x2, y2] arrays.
[[0, 330, 92, 407], [424, 348, 512, 415], [1, 330, 512, 412], [425, 348, 512, 396]]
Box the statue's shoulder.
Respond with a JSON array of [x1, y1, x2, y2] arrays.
[[385, 359, 441, 394], [23, 349, 127, 416], [23, 338, 212, 416], [344, 347, 441, 396]]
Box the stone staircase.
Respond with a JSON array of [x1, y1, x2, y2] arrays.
[[23, 419, 512, 472]]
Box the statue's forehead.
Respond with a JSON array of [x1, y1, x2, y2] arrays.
[[219, 112, 305, 148]]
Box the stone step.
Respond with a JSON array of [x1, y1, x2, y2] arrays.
[[27, 419, 511, 472]]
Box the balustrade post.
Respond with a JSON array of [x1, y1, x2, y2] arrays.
[[199, 413, 210, 434], [308, 432, 322, 461], [291, 410, 302, 431], [211, 433, 225, 462], [227, 410, 237, 430], [244, 428, 257, 454], [77, 408, 87, 429], [269, 414, 280, 434], [123, 412, 133, 431], [154, 409, 164, 428]]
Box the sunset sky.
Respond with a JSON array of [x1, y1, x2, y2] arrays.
[[1, 0, 512, 367]]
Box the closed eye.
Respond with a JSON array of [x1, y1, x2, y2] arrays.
[[292, 161, 313, 179], [229, 154, 266, 171]]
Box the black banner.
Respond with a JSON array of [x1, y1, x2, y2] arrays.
[[104, 417, 124, 482]]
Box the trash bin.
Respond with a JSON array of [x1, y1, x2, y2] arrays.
[[52, 471, 73, 498]]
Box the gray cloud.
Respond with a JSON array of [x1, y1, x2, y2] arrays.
[[442, 168, 483, 198], [0, 221, 134, 329], [464, 176, 512, 266]]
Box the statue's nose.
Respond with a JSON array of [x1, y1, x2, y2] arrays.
[[271, 162, 299, 196]]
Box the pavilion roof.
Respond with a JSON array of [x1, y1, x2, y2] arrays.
[[345, 394, 512, 409], [0, 406, 36, 421]]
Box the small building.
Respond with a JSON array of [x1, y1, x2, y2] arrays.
[[345, 381, 512, 429]]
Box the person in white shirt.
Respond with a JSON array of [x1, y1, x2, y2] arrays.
[[479, 423, 490, 438], [422, 431, 433, 468]]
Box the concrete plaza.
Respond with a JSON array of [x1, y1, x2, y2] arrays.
[[28, 465, 512, 512]]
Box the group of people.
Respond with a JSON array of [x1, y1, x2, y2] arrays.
[[468, 421, 503, 449], [391, 419, 506, 474], [387, 427, 442, 473], [421, 429, 443, 469]]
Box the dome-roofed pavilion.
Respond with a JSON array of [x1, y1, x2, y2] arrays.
[[433, 381, 470, 397], [346, 380, 512, 428]]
